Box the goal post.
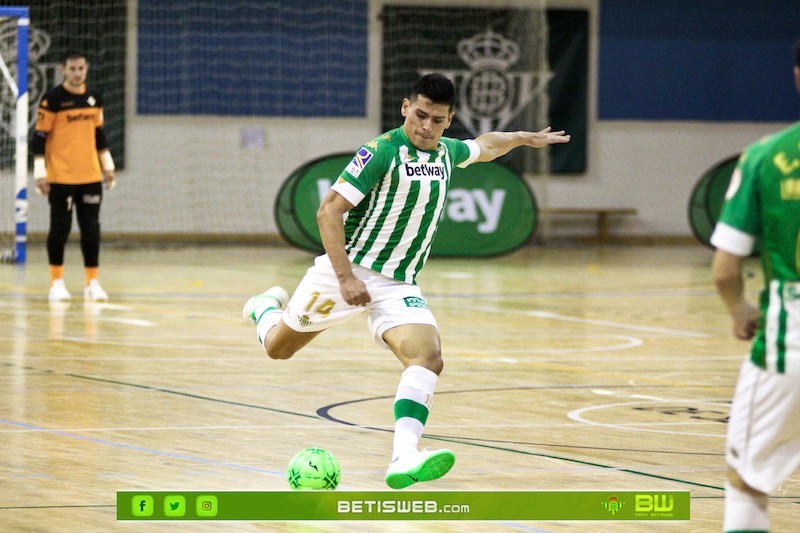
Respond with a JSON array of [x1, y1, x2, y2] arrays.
[[0, 6, 29, 264]]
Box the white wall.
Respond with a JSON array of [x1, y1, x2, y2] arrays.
[[23, 0, 792, 240], [537, 120, 785, 239]]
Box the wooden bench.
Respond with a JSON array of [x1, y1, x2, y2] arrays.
[[541, 207, 638, 243]]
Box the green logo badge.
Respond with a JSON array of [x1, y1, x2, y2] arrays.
[[196, 495, 218, 517], [602, 496, 624, 515], [164, 495, 186, 517], [131, 495, 154, 517], [403, 296, 428, 308]]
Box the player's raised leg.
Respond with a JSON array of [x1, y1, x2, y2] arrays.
[[243, 286, 321, 359], [243, 286, 289, 326]]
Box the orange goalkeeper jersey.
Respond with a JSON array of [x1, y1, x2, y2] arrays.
[[35, 84, 105, 185]]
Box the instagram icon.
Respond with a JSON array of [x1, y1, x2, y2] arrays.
[[196, 495, 218, 517]]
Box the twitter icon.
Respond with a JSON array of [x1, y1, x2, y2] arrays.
[[164, 495, 186, 517]]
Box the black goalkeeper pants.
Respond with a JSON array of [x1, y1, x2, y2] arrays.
[[47, 182, 103, 267]]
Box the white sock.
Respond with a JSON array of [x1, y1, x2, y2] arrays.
[[255, 310, 282, 344], [391, 365, 437, 460], [723, 481, 769, 532]]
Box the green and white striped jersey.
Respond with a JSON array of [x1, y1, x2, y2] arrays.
[[331, 126, 479, 284], [711, 122, 800, 374]]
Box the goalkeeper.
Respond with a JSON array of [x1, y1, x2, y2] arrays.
[[32, 50, 116, 302], [244, 73, 569, 489]]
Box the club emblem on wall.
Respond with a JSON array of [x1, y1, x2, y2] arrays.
[[425, 30, 552, 136]]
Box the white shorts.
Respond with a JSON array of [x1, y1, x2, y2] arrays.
[[281, 254, 438, 349], [726, 358, 800, 494]]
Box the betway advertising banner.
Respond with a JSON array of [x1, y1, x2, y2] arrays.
[[275, 153, 537, 257]]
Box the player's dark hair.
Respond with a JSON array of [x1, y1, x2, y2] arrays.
[[61, 49, 87, 64], [411, 73, 456, 110]]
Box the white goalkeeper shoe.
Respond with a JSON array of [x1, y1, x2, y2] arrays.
[[84, 279, 109, 302], [242, 286, 289, 324], [48, 279, 72, 302]]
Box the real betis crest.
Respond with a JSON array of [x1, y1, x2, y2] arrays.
[[425, 30, 552, 136]]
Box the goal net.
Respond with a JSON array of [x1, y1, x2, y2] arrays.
[[0, 1, 589, 248], [0, 7, 28, 263], [133, 1, 553, 243], [0, 1, 126, 263]]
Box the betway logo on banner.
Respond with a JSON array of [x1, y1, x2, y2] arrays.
[[275, 153, 537, 257]]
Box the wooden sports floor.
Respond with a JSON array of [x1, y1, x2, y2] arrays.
[[1, 242, 797, 532]]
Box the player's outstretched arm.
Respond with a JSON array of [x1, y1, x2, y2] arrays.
[[474, 127, 570, 163]]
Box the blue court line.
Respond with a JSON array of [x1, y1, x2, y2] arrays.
[[0, 417, 283, 477]]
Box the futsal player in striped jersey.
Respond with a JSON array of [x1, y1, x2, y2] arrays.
[[711, 40, 800, 533], [245, 73, 569, 489]]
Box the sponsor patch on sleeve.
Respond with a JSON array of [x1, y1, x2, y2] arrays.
[[344, 147, 374, 178]]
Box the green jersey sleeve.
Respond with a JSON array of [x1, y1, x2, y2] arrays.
[[332, 135, 393, 205], [440, 137, 478, 168], [717, 144, 764, 238]]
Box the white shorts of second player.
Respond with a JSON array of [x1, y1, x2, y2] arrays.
[[282, 254, 438, 349], [726, 358, 800, 494]]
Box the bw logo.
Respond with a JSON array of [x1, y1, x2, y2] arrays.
[[635, 494, 674, 513]]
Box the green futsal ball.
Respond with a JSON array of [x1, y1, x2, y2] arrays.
[[287, 447, 341, 490]]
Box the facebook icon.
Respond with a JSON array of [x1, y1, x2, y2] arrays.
[[131, 495, 153, 517]]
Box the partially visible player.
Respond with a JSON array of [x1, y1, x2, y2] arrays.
[[711, 39, 800, 533], [32, 50, 116, 302], [244, 73, 569, 489]]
